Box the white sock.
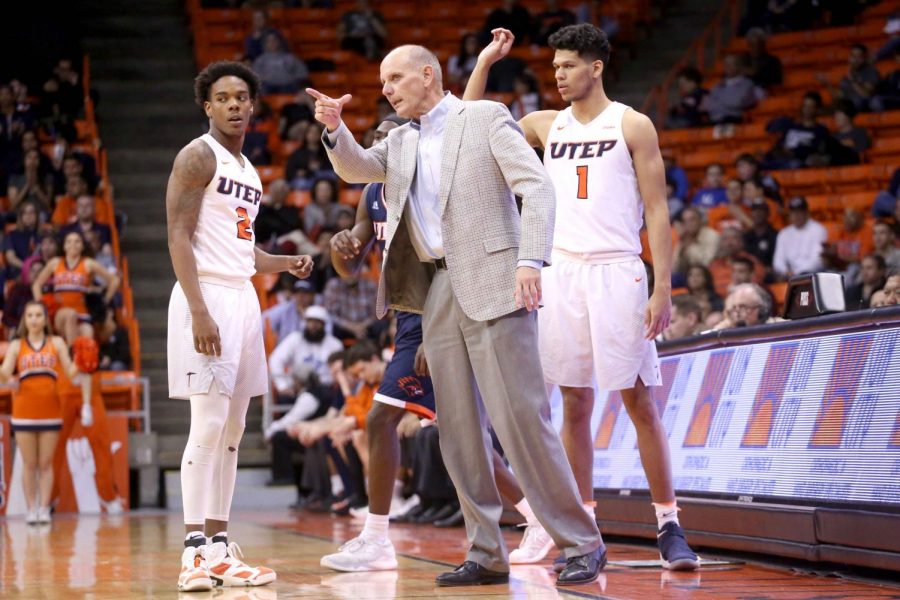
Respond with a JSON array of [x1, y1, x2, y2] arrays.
[[331, 474, 345, 497], [181, 382, 228, 525], [653, 502, 679, 528], [515, 498, 538, 526], [209, 531, 228, 545], [361, 512, 390, 543]]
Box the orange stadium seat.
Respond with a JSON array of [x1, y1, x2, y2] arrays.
[[287, 8, 331, 25], [340, 188, 363, 207], [869, 137, 900, 165], [286, 190, 311, 207], [256, 165, 285, 184]]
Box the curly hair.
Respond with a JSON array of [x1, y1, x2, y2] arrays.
[[193, 61, 261, 107], [548, 24, 611, 65]]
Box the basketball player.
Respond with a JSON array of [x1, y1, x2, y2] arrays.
[[166, 61, 313, 591], [467, 26, 699, 570]]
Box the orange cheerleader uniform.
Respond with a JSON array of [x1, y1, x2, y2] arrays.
[[11, 338, 62, 432], [53, 257, 91, 323]]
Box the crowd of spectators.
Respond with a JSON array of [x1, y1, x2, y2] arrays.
[[0, 59, 130, 370]]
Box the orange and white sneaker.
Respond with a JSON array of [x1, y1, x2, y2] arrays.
[[206, 540, 276, 587], [178, 545, 213, 592]]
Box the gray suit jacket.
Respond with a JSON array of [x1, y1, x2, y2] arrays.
[[323, 96, 555, 322]]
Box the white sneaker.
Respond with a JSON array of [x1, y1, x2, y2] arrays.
[[388, 494, 419, 519], [102, 496, 125, 515], [509, 522, 556, 564], [25, 508, 39, 525], [206, 541, 276, 587], [178, 545, 213, 592], [320, 535, 398, 572], [37, 506, 51, 524]]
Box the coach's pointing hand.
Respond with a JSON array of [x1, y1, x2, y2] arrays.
[[307, 88, 352, 132]]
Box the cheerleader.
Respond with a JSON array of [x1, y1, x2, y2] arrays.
[[0, 300, 88, 524]]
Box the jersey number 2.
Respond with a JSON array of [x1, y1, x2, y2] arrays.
[[576, 165, 589, 199], [235, 207, 253, 240]]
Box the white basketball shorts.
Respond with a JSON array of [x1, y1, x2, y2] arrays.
[[538, 253, 662, 391], [168, 278, 268, 400]]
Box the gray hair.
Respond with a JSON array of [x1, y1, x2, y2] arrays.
[[395, 44, 443, 86]]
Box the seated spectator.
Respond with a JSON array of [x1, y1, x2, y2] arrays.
[[5, 129, 52, 180], [447, 34, 480, 88], [508, 74, 541, 120], [870, 289, 889, 307], [713, 283, 782, 330], [686, 265, 725, 322], [708, 227, 765, 297], [818, 44, 881, 112], [533, 0, 576, 46], [304, 178, 341, 235], [822, 207, 874, 271], [773, 196, 828, 279], [730, 255, 758, 290], [1, 259, 44, 334], [873, 220, 900, 274], [762, 0, 818, 32], [705, 177, 747, 232], [673, 206, 720, 277], [485, 56, 530, 93], [308, 228, 339, 292], [269, 305, 345, 403], [873, 167, 899, 218], [830, 100, 871, 164], [735, 153, 782, 203], [763, 92, 830, 169], [3, 200, 40, 278], [84, 229, 117, 278], [845, 254, 887, 310], [60, 194, 113, 255], [691, 163, 728, 209], [666, 178, 685, 222], [667, 66, 708, 128], [658, 294, 702, 342], [334, 205, 355, 234], [253, 33, 310, 94], [0, 85, 32, 166], [256, 179, 302, 245], [97, 312, 131, 371], [265, 378, 322, 487], [279, 92, 315, 141], [338, 0, 388, 60], [743, 197, 780, 270], [742, 177, 784, 228], [881, 273, 900, 305], [743, 28, 783, 89], [245, 10, 288, 61], [663, 152, 690, 201], [872, 45, 900, 111], [51, 133, 99, 195], [286, 123, 331, 188], [264, 279, 319, 344], [322, 270, 378, 341], [703, 54, 757, 124], [8, 148, 53, 213], [482, 0, 532, 45]]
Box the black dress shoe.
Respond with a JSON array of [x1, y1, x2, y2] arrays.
[[391, 502, 427, 523], [557, 546, 607, 586], [426, 502, 459, 524], [434, 506, 464, 528], [435, 561, 509, 586]]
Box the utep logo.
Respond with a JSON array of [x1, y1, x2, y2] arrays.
[[808, 333, 874, 449], [373, 220, 386, 241], [683, 350, 735, 447], [548, 140, 617, 160], [397, 376, 425, 398], [216, 176, 262, 205], [741, 343, 799, 448]]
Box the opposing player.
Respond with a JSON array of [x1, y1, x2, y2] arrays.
[[166, 61, 313, 591], [320, 114, 438, 572], [0, 301, 86, 524], [467, 26, 699, 570]]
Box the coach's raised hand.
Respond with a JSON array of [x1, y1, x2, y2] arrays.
[[306, 88, 352, 132]]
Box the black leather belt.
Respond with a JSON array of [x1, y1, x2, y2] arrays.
[[434, 257, 448, 270]]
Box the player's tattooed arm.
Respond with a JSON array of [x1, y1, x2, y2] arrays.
[[166, 140, 222, 356]]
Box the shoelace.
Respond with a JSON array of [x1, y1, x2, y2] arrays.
[[520, 524, 545, 549], [338, 538, 367, 553], [226, 542, 247, 565]]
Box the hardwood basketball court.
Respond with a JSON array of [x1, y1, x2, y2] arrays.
[[2, 509, 898, 599]]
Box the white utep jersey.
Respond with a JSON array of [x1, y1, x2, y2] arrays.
[[543, 102, 643, 259], [194, 133, 262, 282]]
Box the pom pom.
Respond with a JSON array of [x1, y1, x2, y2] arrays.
[[73, 336, 99, 373]]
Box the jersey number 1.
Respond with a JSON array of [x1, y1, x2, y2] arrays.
[[576, 165, 588, 199], [236, 207, 253, 240]]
